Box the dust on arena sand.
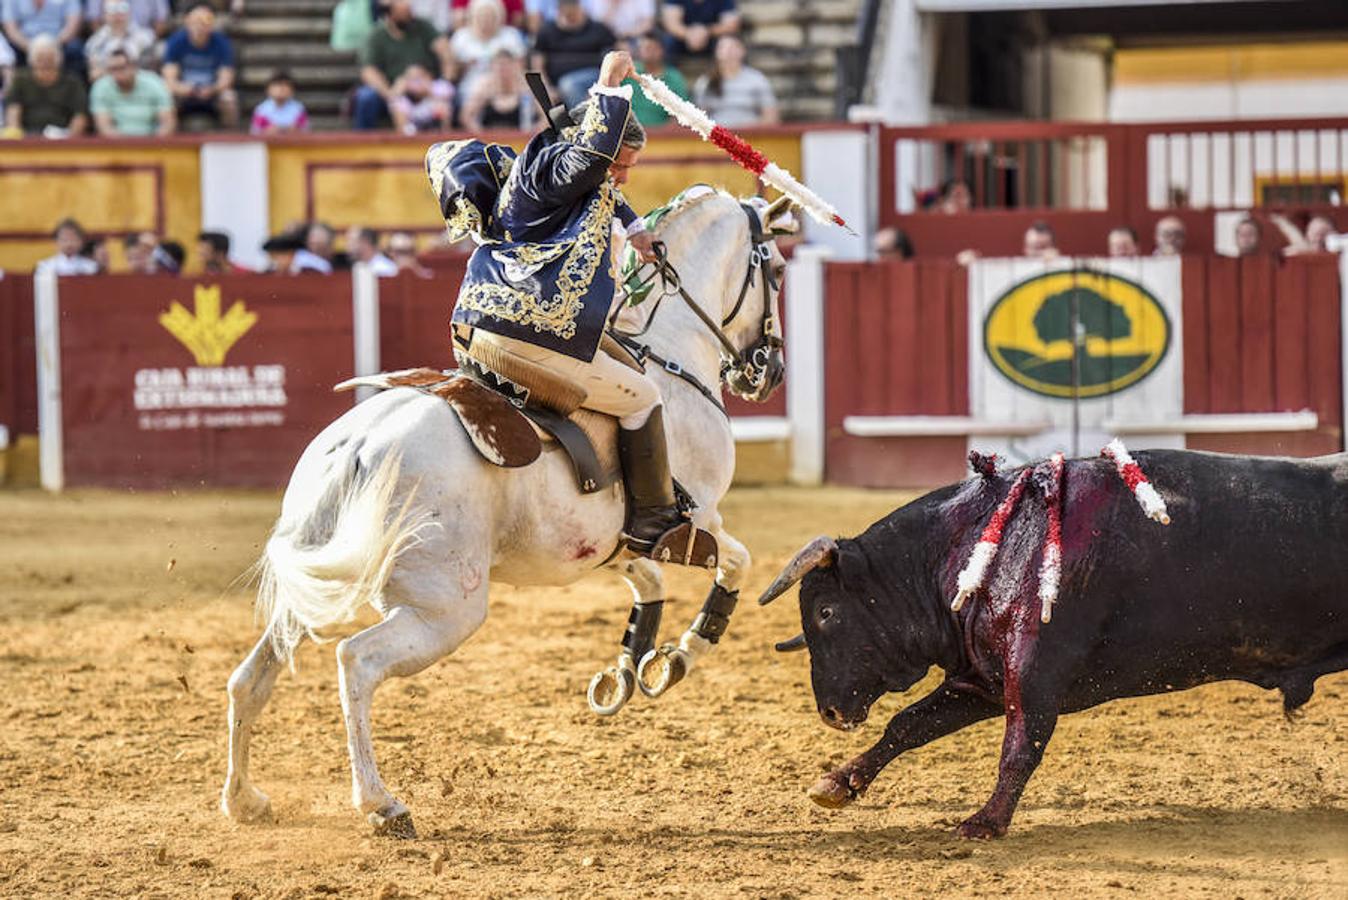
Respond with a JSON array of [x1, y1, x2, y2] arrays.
[[0, 485, 1344, 899]]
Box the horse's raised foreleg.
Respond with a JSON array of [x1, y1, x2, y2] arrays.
[[637, 525, 749, 697], [221, 628, 284, 823], [337, 596, 486, 838], [588, 557, 665, 715]]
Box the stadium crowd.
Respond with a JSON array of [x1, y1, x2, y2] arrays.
[[0, 0, 779, 137]]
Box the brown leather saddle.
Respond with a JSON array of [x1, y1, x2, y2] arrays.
[[334, 331, 717, 569]]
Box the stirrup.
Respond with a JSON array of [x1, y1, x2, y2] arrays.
[[631, 523, 718, 569]]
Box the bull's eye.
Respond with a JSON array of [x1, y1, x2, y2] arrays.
[[819, 607, 834, 622]]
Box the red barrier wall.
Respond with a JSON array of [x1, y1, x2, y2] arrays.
[[379, 269, 457, 373], [0, 274, 36, 435], [57, 275, 355, 488]]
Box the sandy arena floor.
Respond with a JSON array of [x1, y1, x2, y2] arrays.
[[0, 484, 1344, 898]]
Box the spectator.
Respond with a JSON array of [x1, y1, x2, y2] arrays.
[[85, 0, 155, 82], [162, 3, 238, 128], [1023, 221, 1058, 259], [4, 35, 86, 135], [197, 230, 251, 273], [330, 0, 373, 53], [37, 218, 100, 275], [692, 35, 775, 127], [624, 29, 683, 127], [452, 0, 524, 30], [154, 238, 184, 273], [90, 49, 173, 135], [297, 222, 334, 272], [261, 232, 301, 273], [389, 61, 451, 132], [80, 235, 109, 272], [387, 231, 431, 277], [1153, 215, 1185, 256], [873, 227, 913, 260], [1272, 212, 1336, 257], [346, 226, 399, 276], [1234, 217, 1262, 257], [523, 0, 589, 34], [250, 70, 308, 134], [0, 30, 15, 114], [1107, 226, 1139, 258], [1304, 215, 1336, 251], [591, 0, 652, 40], [936, 179, 971, 214], [661, 0, 738, 59], [532, 0, 614, 109], [449, 0, 525, 100], [122, 230, 157, 272], [354, 0, 450, 130], [460, 49, 532, 130], [2, 0, 83, 71], [85, 0, 169, 37]]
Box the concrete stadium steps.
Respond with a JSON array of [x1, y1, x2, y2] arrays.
[[740, 0, 863, 120], [229, 0, 355, 126]]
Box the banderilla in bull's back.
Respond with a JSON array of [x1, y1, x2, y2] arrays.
[[759, 443, 1348, 838]]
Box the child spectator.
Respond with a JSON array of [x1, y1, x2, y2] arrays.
[[90, 48, 173, 135], [354, 0, 450, 130], [85, 0, 156, 82], [85, 0, 170, 37], [390, 61, 452, 133], [4, 35, 86, 136], [591, 0, 652, 40], [624, 30, 683, 126], [532, 0, 615, 108], [448, 0, 525, 100], [250, 70, 308, 134], [37, 218, 100, 276], [162, 3, 237, 128], [661, 0, 739, 59], [1107, 226, 1139, 257], [460, 48, 532, 130], [692, 35, 776, 127]]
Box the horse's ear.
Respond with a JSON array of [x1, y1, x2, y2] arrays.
[[763, 196, 801, 236]]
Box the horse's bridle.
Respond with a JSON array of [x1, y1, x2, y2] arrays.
[[607, 203, 784, 417]]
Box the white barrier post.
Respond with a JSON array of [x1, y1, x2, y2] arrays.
[[351, 263, 381, 404], [33, 268, 63, 491], [199, 142, 272, 273], [786, 245, 832, 485]]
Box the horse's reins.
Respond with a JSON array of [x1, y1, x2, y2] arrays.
[[608, 203, 782, 418]]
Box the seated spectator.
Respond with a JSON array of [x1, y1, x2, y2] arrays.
[[873, 226, 913, 260], [452, 0, 524, 30], [299, 222, 335, 272], [4, 35, 86, 135], [532, 0, 614, 109], [1107, 225, 1139, 257], [90, 49, 173, 135], [460, 48, 532, 130], [261, 232, 301, 273], [523, 0, 577, 34], [592, 0, 652, 40], [1234, 217, 1262, 257], [2, 0, 83, 71], [1153, 215, 1185, 255], [448, 0, 525, 100], [250, 70, 308, 134], [346, 225, 399, 276], [1023, 221, 1058, 259], [354, 0, 450, 130], [154, 238, 184, 273], [197, 230, 251, 273], [162, 3, 237, 128], [122, 230, 157, 272], [661, 0, 738, 59], [390, 61, 451, 133], [692, 35, 776, 127], [81, 234, 109, 272], [37, 218, 100, 275], [0, 30, 14, 111], [388, 231, 431, 277], [85, 0, 169, 37], [624, 29, 683, 126], [936, 178, 970, 214], [85, 0, 155, 82]]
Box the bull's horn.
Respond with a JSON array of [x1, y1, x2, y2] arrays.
[[774, 633, 807, 653], [758, 536, 838, 606]]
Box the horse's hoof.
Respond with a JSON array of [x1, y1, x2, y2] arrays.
[[587, 660, 635, 716], [955, 815, 1006, 840], [807, 772, 857, 809], [369, 807, 418, 840], [220, 783, 272, 823], [636, 644, 688, 698]]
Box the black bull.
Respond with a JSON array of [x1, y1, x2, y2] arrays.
[[759, 449, 1348, 838]]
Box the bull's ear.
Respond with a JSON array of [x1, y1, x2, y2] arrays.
[[758, 535, 838, 606]]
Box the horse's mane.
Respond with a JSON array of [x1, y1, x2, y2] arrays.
[[643, 184, 737, 236]]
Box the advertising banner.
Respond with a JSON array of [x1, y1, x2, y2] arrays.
[[57, 275, 354, 488], [968, 257, 1184, 463]]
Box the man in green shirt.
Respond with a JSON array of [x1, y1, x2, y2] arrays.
[[624, 31, 688, 128], [353, 0, 450, 130], [4, 35, 86, 135], [90, 50, 175, 136]]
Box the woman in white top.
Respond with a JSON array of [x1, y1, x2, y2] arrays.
[[692, 34, 779, 128], [448, 0, 527, 101]]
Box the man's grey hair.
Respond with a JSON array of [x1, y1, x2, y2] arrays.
[[566, 99, 646, 150], [29, 34, 61, 64]]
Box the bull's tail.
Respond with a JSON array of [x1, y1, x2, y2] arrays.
[[254, 451, 434, 665]]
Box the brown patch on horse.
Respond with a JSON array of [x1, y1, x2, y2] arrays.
[[433, 378, 541, 467], [386, 368, 451, 388]]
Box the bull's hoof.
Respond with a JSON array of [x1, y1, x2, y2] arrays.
[[587, 658, 636, 716], [954, 815, 1006, 840], [369, 807, 418, 840], [807, 772, 858, 809], [220, 782, 272, 824], [636, 644, 688, 698]]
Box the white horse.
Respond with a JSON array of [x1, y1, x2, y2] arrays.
[[221, 187, 795, 836]]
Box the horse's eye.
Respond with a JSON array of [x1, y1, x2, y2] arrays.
[[819, 607, 834, 622]]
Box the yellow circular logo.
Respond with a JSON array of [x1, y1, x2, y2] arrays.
[[984, 269, 1170, 399]]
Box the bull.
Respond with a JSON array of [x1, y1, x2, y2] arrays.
[[760, 449, 1348, 838]]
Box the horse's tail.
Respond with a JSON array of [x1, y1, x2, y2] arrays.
[[254, 450, 433, 665]]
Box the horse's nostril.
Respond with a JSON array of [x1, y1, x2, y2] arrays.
[[823, 707, 840, 723]]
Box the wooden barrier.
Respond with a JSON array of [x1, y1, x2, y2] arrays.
[[0, 274, 36, 436]]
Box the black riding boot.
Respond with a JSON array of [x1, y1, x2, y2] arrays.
[[618, 406, 685, 552]]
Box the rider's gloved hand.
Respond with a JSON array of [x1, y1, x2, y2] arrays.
[[599, 50, 637, 89], [628, 231, 657, 263]]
